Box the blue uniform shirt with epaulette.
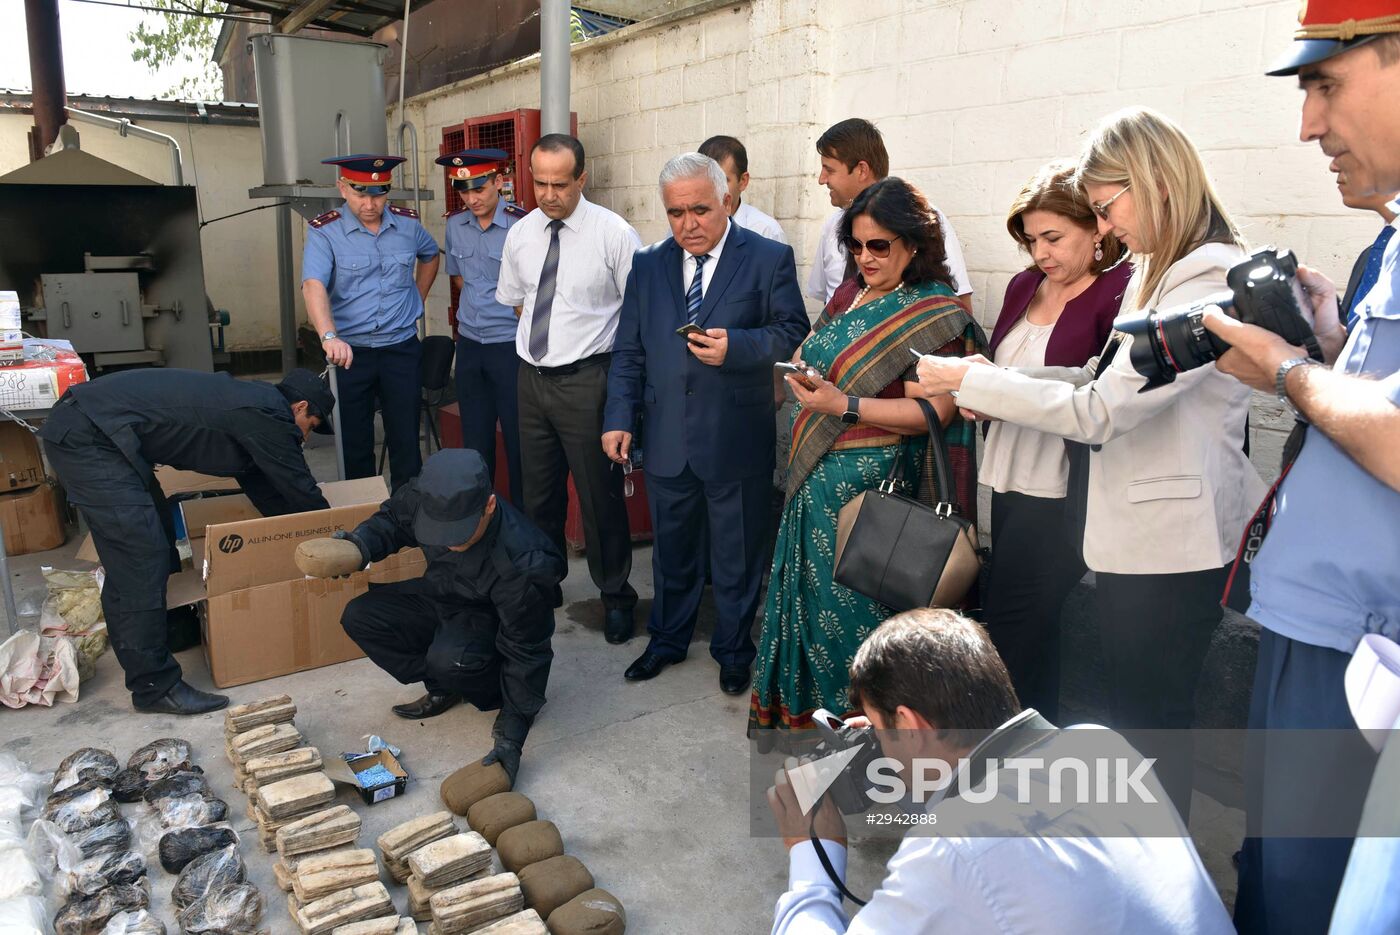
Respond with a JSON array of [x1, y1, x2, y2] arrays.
[[445, 199, 527, 345], [302, 203, 440, 347]]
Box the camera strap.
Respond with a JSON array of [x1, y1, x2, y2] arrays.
[[1222, 428, 1307, 609], [810, 799, 868, 907]]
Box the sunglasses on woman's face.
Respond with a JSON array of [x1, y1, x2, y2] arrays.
[[1091, 183, 1130, 221], [844, 234, 902, 259]]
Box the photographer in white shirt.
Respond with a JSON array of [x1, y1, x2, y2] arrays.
[[765, 608, 1232, 934]]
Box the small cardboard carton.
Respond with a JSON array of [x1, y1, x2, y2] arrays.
[[326, 749, 410, 805], [0, 422, 45, 492], [0, 483, 65, 556], [194, 476, 424, 688]]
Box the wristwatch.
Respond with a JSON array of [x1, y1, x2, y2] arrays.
[[321, 330, 338, 342], [1275, 357, 1316, 419], [840, 395, 861, 425]]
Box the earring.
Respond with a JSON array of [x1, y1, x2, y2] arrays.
[[1093, 240, 1104, 262]]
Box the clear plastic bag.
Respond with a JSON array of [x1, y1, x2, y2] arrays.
[[176, 883, 263, 935], [62, 849, 148, 899], [70, 819, 132, 859], [54, 881, 149, 935], [155, 795, 228, 830], [53, 749, 120, 793], [157, 825, 237, 874], [39, 567, 108, 683], [126, 740, 192, 782], [0, 896, 46, 935], [171, 846, 245, 913], [101, 909, 166, 935], [0, 752, 51, 818], [111, 769, 149, 804], [44, 788, 120, 834], [26, 818, 83, 879], [0, 847, 43, 900], [141, 771, 209, 805]]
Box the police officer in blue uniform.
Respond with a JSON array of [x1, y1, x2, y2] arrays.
[[436, 148, 529, 505], [302, 154, 441, 490]]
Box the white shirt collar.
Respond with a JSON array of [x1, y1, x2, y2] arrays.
[[684, 218, 732, 265], [557, 193, 590, 233]]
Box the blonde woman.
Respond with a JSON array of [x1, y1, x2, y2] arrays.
[[916, 107, 1266, 821]]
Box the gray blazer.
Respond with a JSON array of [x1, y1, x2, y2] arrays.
[[957, 243, 1266, 574]]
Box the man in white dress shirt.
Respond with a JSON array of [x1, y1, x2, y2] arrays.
[[766, 609, 1234, 934], [496, 134, 642, 644], [699, 135, 789, 244], [805, 118, 973, 305]]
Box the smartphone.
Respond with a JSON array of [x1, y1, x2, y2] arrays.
[[676, 323, 705, 338], [775, 361, 821, 392]]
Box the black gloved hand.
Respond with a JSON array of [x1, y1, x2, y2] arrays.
[[331, 529, 370, 566], [481, 737, 522, 787]]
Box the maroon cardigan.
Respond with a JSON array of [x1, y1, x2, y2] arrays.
[[987, 261, 1134, 367]]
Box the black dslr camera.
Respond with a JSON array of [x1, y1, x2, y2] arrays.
[[810, 709, 884, 814], [1116, 247, 1322, 390]]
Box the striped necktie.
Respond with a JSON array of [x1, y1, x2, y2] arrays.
[[686, 253, 709, 324], [529, 219, 564, 362]]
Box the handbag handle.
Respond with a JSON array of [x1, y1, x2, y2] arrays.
[[913, 397, 958, 514]]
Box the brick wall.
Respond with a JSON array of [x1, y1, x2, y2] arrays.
[[403, 0, 1378, 480]]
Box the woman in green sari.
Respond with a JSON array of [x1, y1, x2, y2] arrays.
[[749, 177, 985, 734]]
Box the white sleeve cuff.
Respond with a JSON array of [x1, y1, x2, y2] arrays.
[[789, 839, 847, 891]]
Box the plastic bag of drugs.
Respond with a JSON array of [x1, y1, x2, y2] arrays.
[[171, 845, 245, 912], [127, 740, 192, 782], [70, 819, 132, 859], [156, 795, 227, 829], [39, 567, 108, 682], [53, 749, 120, 793], [25, 818, 82, 878], [53, 881, 149, 935], [111, 769, 149, 804], [176, 883, 263, 935], [44, 788, 120, 834], [100, 909, 166, 935], [142, 771, 209, 805], [0, 752, 50, 819], [158, 825, 237, 874], [61, 849, 148, 899], [0, 896, 46, 935], [0, 847, 43, 900]]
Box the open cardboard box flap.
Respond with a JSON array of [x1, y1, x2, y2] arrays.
[[75, 467, 243, 563]]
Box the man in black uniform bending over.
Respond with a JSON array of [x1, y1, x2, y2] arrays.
[[39, 368, 334, 715], [298, 449, 564, 784]]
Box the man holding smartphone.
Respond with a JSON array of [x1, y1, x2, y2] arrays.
[[603, 153, 807, 693]]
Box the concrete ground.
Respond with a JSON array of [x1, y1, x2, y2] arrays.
[[0, 425, 1242, 932]]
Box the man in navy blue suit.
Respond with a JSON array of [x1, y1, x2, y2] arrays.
[[603, 152, 808, 694]]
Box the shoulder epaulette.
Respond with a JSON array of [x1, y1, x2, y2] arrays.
[[444, 207, 468, 219], [308, 209, 340, 229], [388, 204, 420, 219], [503, 202, 528, 219]]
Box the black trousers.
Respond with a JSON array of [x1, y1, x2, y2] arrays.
[[1095, 565, 1229, 822], [516, 358, 636, 610], [455, 336, 522, 507], [982, 491, 1086, 723], [341, 579, 503, 708], [645, 464, 770, 667], [41, 402, 183, 705], [339, 337, 422, 490]]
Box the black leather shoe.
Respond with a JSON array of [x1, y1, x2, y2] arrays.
[[719, 664, 752, 696], [624, 652, 679, 682], [134, 680, 229, 716], [391, 692, 461, 719], [604, 608, 634, 644]]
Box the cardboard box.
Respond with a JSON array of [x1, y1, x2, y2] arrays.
[[326, 749, 410, 805], [0, 338, 87, 409], [0, 422, 45, 492], [0, 483, 65, 555], [196, 477, 423, 688]]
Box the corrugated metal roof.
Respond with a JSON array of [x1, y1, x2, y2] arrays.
[[221, 0, 433, 38], [0, 90, 259, 126]]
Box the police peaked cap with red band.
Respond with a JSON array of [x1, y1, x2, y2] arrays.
[[434, 148, 509, 191], [323, 154, 405, 194], [1267, 0, 1400, 75]]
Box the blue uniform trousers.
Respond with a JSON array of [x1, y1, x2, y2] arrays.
[[455, 336, 522, 507], [339, 337, 422, 489]]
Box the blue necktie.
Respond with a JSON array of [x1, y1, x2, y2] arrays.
[[1347, 225, 1395, 330], [686, 253, 709, 324]]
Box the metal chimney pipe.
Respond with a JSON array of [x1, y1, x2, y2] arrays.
[[25, 0, 67, 161], [539, 0, 571, 135]]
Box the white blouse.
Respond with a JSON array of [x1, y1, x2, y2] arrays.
[[981, 317, 1069, 498]]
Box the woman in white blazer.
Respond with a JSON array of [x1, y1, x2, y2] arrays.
[[916, 107, 1266, 821]]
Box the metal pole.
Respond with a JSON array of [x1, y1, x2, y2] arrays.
[[0, 523, 18, 637], [24, 0, 66, 161], [276, 203, 297, 375], [327, 364, 346, 481], [540, 0, 571, 135]]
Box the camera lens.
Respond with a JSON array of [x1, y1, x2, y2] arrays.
[[1117, 299, 1225, 390]]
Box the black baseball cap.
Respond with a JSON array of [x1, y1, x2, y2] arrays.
[[277, 368, 336, 435], [414, 449, 494, 547]]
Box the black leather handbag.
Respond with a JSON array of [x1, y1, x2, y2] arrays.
[[832, 398, 982, 611]]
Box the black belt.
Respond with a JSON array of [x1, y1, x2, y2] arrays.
[[529, 352, 610, 377]]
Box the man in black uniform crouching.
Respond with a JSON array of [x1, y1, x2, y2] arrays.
[[39, 368, 334, 715], [305, 449, 564, 784]]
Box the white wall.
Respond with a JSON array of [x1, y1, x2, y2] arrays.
[[402, 0, 1378, 478], [0, 111, 292, 352]]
